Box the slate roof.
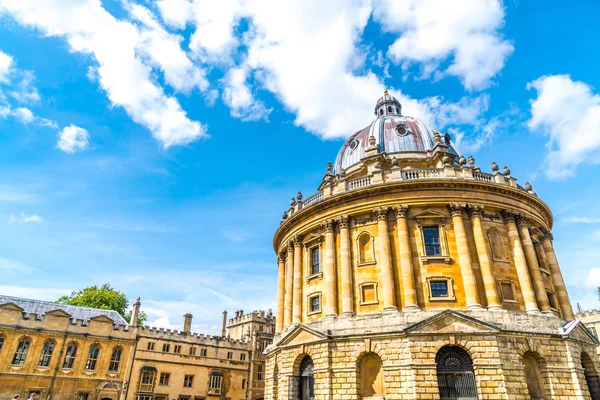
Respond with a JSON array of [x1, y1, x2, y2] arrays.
[[0, 294, 128, 326]]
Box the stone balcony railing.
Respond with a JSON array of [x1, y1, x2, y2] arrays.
[[284, 164, 536, 221]]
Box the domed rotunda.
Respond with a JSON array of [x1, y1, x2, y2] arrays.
[[265, 92, 600, 400]]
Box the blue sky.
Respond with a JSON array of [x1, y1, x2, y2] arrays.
[[0, 0, 599, 332]]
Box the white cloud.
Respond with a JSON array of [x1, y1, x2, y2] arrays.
[[585, 268, 600, 290], [0, 50, 13, 83], [527, 75, 600, 179], [0, 285, 70, 300], [373, 0, 513, 90], [8, 211, 44, 223], [11, 106, 34, 123], [56, 124, 90, 153], [0, 258, 34, 273], [0, 0, 206, 148], [564, 217, 600, 224]]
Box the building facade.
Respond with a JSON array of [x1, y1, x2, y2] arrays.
[[0, 296, 274, 400], [265, 92, 600, 399], [577, 309, 600, 355]]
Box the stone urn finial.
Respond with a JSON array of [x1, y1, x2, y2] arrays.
[[468, 155, 475, 167], [525, 182, 532, 191], [290, 197, 296, 206], [459, 156, 466, 166], [442, 155, 450, 165], [326, 162, 332, 174], [297, 191, 303, 201], [282, 211, 288, 220], [368, 135, 376, 146], [503, 166, 511, 176], [491, 161, 499, 172], [433, 132, 441, 144]]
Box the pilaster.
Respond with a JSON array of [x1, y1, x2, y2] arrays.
[[374, 206, 397, 312], [394, 205, 418, 311]]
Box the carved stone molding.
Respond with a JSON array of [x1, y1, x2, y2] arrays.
[[467, 204, 484, 218], [337, 214, 349, 229], [287, 241, 294, 252], [448, 203, 467, 217], [321, 219, 335, 233], [501, 209, 519, 223], [373, 206, 389, 221], [353, 215, 374, 226], [394, 205, 408, 219]]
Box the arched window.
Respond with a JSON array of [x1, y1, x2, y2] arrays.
[[487, 228, 508, 261], [379, 109, 383, 116], [85, 344, 100, 371], [360, 353, 385, 398], [62, 342, 77, 369], [209, 370, 224, 394], [12, 337, 30, 365], [299, 356, 314, 400], [582, 352, 600, 400], [358, 232, 373, 264], [138, 366, 157, 392], [108, 346, 122, 372], [522, 352, 546, 399], [387, 106, 392, 113], [436, 346, 478, 400], [38, 340, 55, 367]]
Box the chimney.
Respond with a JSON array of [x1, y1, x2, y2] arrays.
[[130, 297, 141, 326], [183, 313, 193, 334], [221, 310, 228, 337]]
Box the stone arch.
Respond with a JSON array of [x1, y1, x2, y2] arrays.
[[487, 227, 508, 261], [357, 231, 374, 264], [435, 345, 478, 400], [293, 355, 314, 400], [12, 335, 32, 366], [582, 352, 600, 400], [357, 352, 385, 399], [522, 351, 549, 400]]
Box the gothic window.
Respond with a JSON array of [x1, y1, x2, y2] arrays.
[[63, 342, 77, 369], [159, 372, 170, 386], [184, 374, 194, 388], [582, 352, 600, 400], [360, 353, 385, 398], [357, 232, 374, 264], [138, 366, 156, 392], [38, 340, 55, 367], [85, 344, 100, 371], [209, 370, 224, 394], [257, 364, 263, 381], [108, 346, 122, 372], [12, 337, 30, 365], [299, 356, 314, 400], [310, 247, 320, 275], [423, 226, 441, 256], [523, 352, 547, 399], [487, 228, 508, 261], [359, 282, 378, 305], [436, 346, 478, 400]]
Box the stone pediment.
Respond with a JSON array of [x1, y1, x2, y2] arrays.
[[89, 314, 115, 324], [45, 309, 72, 318], [0, 302, 25, 312], [562, 320, 599, 345], [277, 324, 328, 347], [404, 310, 501, 334]]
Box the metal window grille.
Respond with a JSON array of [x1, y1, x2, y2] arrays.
[[436, 346, 478, 400]]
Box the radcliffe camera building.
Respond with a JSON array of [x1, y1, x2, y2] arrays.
[[265, 92, 600, 399]]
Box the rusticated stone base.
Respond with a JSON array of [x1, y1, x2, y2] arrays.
[[265, 310, 600, 400]]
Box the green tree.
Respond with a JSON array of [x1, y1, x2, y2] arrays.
[[57, 283, 147, 325]]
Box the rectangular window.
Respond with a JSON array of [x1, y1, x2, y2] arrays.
[[310, 295, 320, 312], [310, 247, 320, 275], [147, 342, 155, 351], [240, 353, 246, 361], [174, 345, 181, 354], [200, 348, 207, 357], [136, 396, 153, 400], [184, 374, 194, 388], [189, 347, 196, 356], [28, 392, 41, 400], [501, 282, 516, 302], [227, 352, 233, 360], [209, 374, 223, 391], [430, 281, 448, 297], [242, 379, 246, 389], [77, 393, 89, 400], [162, 344, 170, 353], [547, 291, 557, 309], [155, 396, 168, 400], [257, 364, 263, 381], [423, 226, 441, 256], [159, 372, 170, 386]]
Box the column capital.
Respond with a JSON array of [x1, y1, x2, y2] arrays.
[[542, 230, 554, 242], [501, 209, 519, 222], [287, 240, 294, 252], [277, 255, 284, 264], [336, 214, 350, 229], [448, 203, 467, 217], [293, 235, 303, 247], [467, 204, 484, 218], [393, 205, 408, 219], [373, 206, 389, 221], [321, 219, 335, 233], [517, 214, 532, 227]]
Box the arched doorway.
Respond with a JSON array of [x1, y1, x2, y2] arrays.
[[359, 353, 385, 399], [299, 356, 314, 400], [522, 352, 546, 399], [582, 352, 600, 400], [436, 346, 478, 400]]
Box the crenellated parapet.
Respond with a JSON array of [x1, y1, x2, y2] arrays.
[[137, 325, 250, 348]]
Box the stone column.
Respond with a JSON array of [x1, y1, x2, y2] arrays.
[[542, 233, 574, 319], [518, 218, 552, 314], [449, 204, 482, 309], [276, 255, 285, 332], [394, 205, 418, 311], [468, 205, 502, 310], [374, 207, 397, 312], [292, 236, 303, 324], [503, 211, 539, 313], [323, 219, 338, 318], [338, 215, 354, 316], [284, 243, 294, 326]]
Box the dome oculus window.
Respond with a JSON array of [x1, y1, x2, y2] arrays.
[[396, 124, 410, 136], [348, 139, 359, 150]]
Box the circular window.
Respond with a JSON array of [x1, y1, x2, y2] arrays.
[[349, 139, 359, 150], [396, 124, 409, 136]]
